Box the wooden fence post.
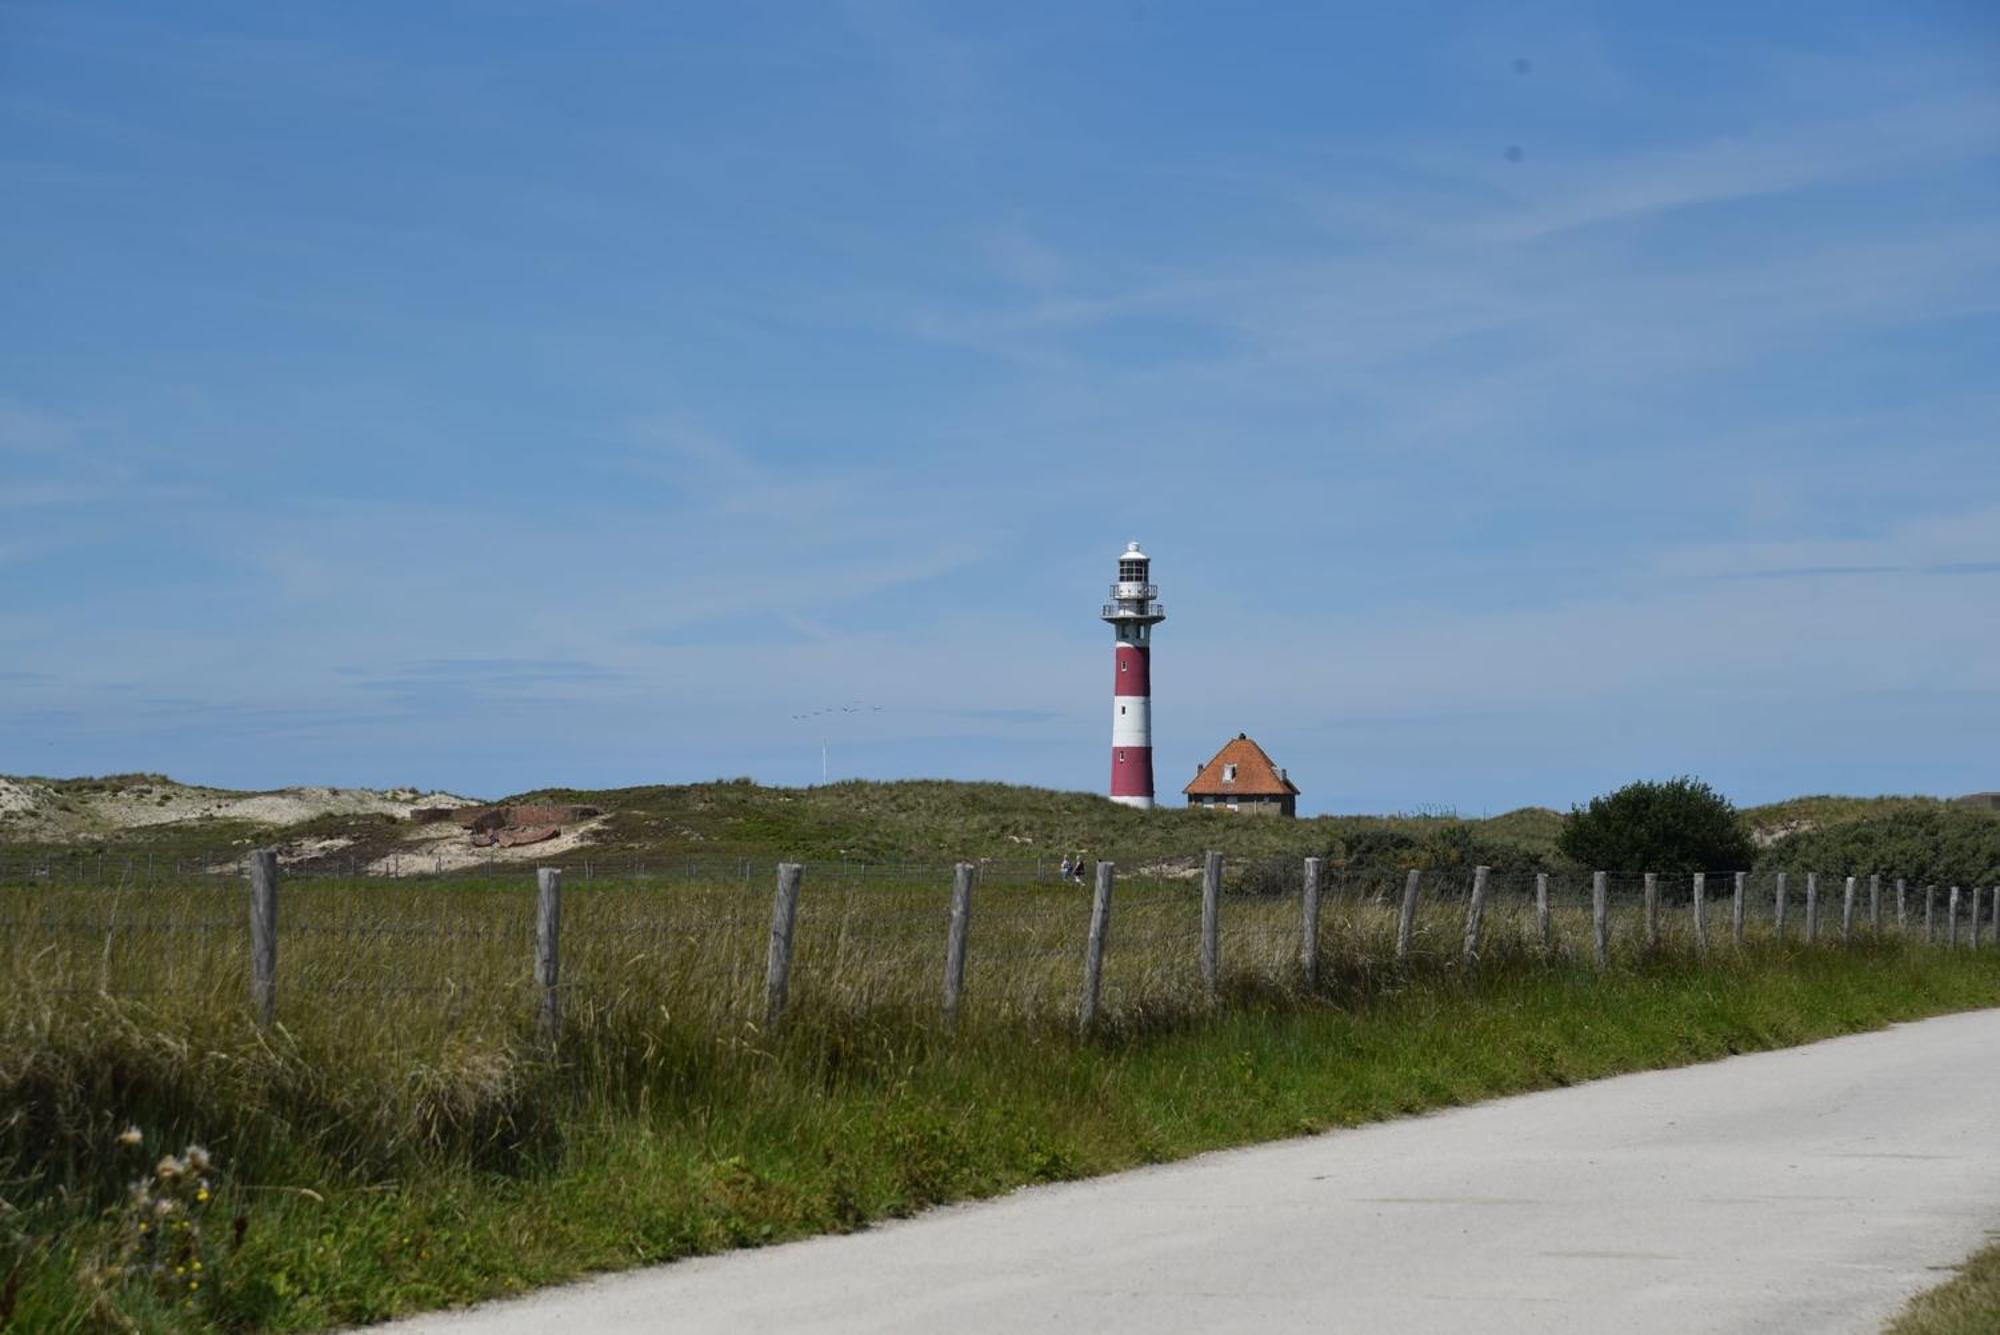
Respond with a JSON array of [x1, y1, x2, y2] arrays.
[[764, 863, 803, 1031], [1869, 874, 1881, 934], [1592, 871, 1609, 970], [1395, 868, 1421, 963], [1300, 857, 1323, 991], [1535, 872, 1551, 953], [1990, 886, 1999, 947], [1461, 865, 1491, 967], [1692, 872, 1707, 957], [942, 862, 973, 1030], [248, 848, 278, 1027], [1774, 872, 1788, 943], [1805, 872, 1819, 943], [1973, 889, 1985, 949], [1733, 871, 1746, 946], [1642, 872, 1659, 952], [1841, 876, 1856, 943], [1925, 885, 1936, 943], [1080, 861, 1114, 1030], [1897, 878, 1907, 931], [536, 867, 562, 1041], [1947, 886, 1960, 949], [1200, 851, 1222, 1001]]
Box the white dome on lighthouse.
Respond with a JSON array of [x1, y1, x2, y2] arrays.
[[1120, 540, 1150, 563]]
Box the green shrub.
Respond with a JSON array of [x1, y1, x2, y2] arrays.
[[1314, 821, 1555, 879], [1559, 777, 1754, 873], [1758, 807, 2000, 885]]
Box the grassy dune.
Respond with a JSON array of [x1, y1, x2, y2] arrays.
[[5, 865, 1999, 1330], [7, 773, 1983, 889]]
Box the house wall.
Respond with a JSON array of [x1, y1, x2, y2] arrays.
[[1186, 794, 1296, 818]]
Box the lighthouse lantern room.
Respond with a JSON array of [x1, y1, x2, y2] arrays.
[[1101, 541, 1165, 809]]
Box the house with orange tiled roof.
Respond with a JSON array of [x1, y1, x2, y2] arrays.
[[1183, 733, 1299, 817]]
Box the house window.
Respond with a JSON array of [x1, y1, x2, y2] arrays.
[[1119, 560, 1147, 581], [1222, 763, 1237, 782], [1119, 705, 1126, 715], [1117, 749, 1126, 762]]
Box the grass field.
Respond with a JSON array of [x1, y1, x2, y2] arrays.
[[5, 861, 2000, 1330], [1889, 1236, 2000, 1335]]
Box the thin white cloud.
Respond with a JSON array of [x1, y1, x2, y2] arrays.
[[1470, 93, 2000, 243], [1653, 506, 2000, 581]]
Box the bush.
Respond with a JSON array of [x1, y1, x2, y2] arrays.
[[1559, 777, 1754, 874], [1319, 822, 1554, 878], [1757, 807, 2000, 885], [1323, 827, 1421, 872]]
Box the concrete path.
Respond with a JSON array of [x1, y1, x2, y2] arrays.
[[383, 1009, 2000, 1334]]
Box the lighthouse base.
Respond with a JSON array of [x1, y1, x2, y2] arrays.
[[1108, 795, 1154, 810]]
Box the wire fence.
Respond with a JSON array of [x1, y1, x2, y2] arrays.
[[5, 855, 1992, 1044], [0, 850, 1206, 887]]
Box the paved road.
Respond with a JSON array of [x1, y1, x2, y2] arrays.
[[384, 1009, 2000, 1334]]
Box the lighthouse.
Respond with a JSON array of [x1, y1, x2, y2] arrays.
[[1101, 541, 1165, 809]]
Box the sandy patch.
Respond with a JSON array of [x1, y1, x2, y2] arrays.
[[96, 784, 479, 831], [0, 775, 486, 844], [366, 818, 609, 876], [0, 778, 43, 816], [277, 836, 355, 866], [1751, 819, 1817, 848]]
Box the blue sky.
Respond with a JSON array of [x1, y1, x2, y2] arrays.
[[3, 2, 1998, 814]]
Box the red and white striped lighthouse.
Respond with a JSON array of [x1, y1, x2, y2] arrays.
[[1102, 541, 1165, 809]]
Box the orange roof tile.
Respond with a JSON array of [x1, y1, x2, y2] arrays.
[[1183, 734, 1299, 796]]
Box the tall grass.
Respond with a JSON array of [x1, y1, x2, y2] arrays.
[[3, 863, 1997, 1330]]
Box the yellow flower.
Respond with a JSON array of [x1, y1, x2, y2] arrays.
[[191, 1261, 203, 1272], [196, 1188, 210, 1202]]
